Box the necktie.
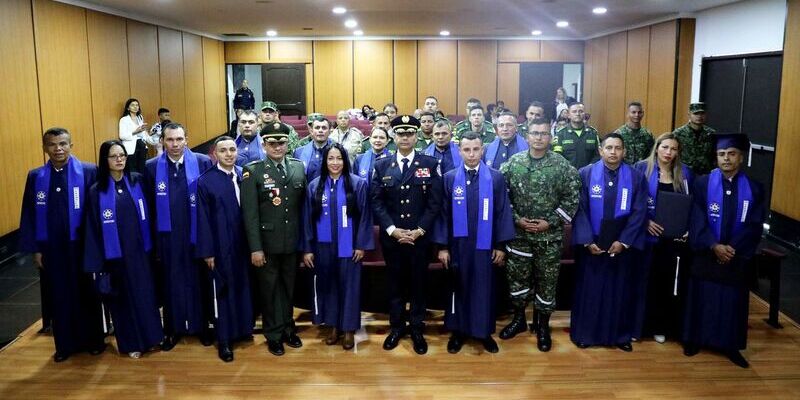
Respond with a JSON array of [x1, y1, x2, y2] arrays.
[[277, 162, 285, 177], [230, 172, 240, 205], [467, 169, 477, 181], [401, 158, 409, 174]]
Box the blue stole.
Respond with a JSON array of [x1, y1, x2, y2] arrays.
[[316, 177, 353, 257], [357, 149, 389, 179], [646, 163, 691, 215], [34, 156, 84, 241], [98, 175, 151, 260], [484, 135, 528, 167], [235, 133, 265, 161], [452, 162, 493, 250], [707, 169, 753, 242], [424, 142, 463, 168], [155, 149, 200, 244], [298, 140, 330, 173], [588, 161, 633, 236]]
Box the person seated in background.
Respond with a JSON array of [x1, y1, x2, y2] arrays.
[[519, 101, 546, 135], [359, 104, 376, 120], [331, 110, 363, 165], [258, 101, 302, 153], [415, 112, 436, 151], [486, 103, 497, 123], [422, 96, 439, 114], [383, 103, 398, 121], [454, 105, 496, 144], [553, 87, 577, 120]]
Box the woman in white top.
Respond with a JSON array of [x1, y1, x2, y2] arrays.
[[330, 110, 363, 165], [118, 98, 150, 173]]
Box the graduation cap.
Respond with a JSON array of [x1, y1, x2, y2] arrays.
[[714, 133, 750, 152]]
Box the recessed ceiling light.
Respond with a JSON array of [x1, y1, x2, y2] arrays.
[[332, 6, 346, 14], [556, 21, 569, 28], [531, 30, 542, 36], [593, 7, 607, 15], [266, 30, 277, 37], [344, 19, 358, 28], [440, 30, 450, 36], [353, 30, 363, 36]]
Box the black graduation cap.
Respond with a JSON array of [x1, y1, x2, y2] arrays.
[[714, 133, 750, 152]]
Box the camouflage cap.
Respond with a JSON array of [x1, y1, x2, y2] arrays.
[[306, 113, 325, 127], [260, 122, 290, 142], [260, 101, 279, 111], [391, 115, 421, 135], [689, 102, 706, 114]]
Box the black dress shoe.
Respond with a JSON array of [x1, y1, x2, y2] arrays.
[[383, 329, 405, 351], [683, 344, 699, 357], [267, 339, 285, 356], [481, 336, 499, 353], [447, 334, 464, 354], [499, 312, 527, 340], [200, 331, 214, 347], [283, 332, 303, 348], [617, 342, 633, 352], [575, 342, 590, 349], [218, 344, 234, 362], [53, 352, 69, 363], [410, 331, 428, 355], [38, 325, 52, 334], [727, 351, 749, 368], [160, 335, 178, 352], [89, 343, 107, 356]]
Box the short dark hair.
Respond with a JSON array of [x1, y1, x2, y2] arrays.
[[459, 131, 482, 144], [42, 127, 71, 145], [424, 95, 438, 103], [383, 103, 398, 112], [239, 109, 258, 119], [374, 112, 389, 120], [419, 111, 435, 119], [213, 136, 236, 146], [310, 116, 331, 127], [370, 127, 389, 138], [162, 122, 187, 137], [628, 101, 643, 110], [466, 97, 481, 105], [433, 119, 452, 130], [528, 117, 551, 128], [528, 101, 545, 110], [468, 105, 484, 114], [568, 102, 585, 110], [601, 132, 625, 147], [157, 107, 170, 115]]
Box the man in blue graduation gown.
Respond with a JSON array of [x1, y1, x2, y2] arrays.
[[196, 137, 254, 362], [683, 133, 765, 368], [435, 132, 516, 353], [421, 120, 462, 174], [371, 115, 443, 355], [570, 133, 648, 352], [145, 123, 213, 350], [483, 113, 528, 168], [19, 127, 106, 362], [293, 115, 333, 182], [234, 110, 264, 166]]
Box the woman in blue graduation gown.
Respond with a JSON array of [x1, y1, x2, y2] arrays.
[[632, 132, 693, 343], [570, 133, 648, 351], [353, 127, 392, 188], [84, 140, 163, 358], [302, 143, 374, 350]]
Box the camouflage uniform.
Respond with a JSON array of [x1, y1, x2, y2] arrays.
[[672, 123, 716, 175], [552, 124, 600, 169], [453, 120, 496, 143], [415, 130, 435, 151], [614, 124, 654, 165], [517, 123, 529, 136], [499, 150, 581, 315]]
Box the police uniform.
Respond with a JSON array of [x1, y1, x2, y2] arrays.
[[233, 86, 255, 110], [259, 101, 303, 154], [453, 120, 496, 143], [672, 103, 716, 175], [241, 122, 306, 355], [552, 123, 601, 169], [614, 124, 654, 165], [499, 150, 581, 351]]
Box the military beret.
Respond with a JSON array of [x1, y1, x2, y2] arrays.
[[714, 133, 749, 151], [260, 101, 279, 111], [391, 115, 421, 135], [260, 122, 290, 142], [689, 102, 706, 113]]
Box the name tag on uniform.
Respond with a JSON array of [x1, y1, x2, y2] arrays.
[[586, 139, 596, 144], [415, 168, 431, 178], [382, 176, 393, 182], [562, 139, 574, 144]]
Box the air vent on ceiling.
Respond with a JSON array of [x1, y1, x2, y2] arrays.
[[222, 33, 250, 37]]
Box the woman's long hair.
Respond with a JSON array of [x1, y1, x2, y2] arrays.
[[312, 143, 360, 223], [97, 140, 131, 192], [644, 132, 687, 193], [121, 98, 141, 119]]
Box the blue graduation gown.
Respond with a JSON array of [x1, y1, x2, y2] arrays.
[[301, 174, 374, 331], [570, 162, 648, 346], [482, 135, 525, 168], [19, 161, 105, 356], [428, 144, 461, 175], [235, 135, 264, 166], [435, 166, 516, 338], [145, 153, 213, 336], [293, 141, 330, 182], [84, 174, 163, 354], [683, 172, 765, 351], [195, 166, 254, 344]]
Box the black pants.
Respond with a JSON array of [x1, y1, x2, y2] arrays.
[[645, 240, 689, 337], [382, 239, 432, 332]]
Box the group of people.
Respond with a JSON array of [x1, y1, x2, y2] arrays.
[[21, 94, 763, 369]]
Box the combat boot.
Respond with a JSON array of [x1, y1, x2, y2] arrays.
[[499, 309, 527, 340]]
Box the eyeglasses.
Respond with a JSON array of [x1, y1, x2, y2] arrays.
[[107, 154, 127, 160]]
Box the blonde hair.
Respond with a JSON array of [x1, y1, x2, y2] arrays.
[[645, 132, 688, 193]]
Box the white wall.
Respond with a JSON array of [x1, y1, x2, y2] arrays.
[[691, 0, 787, 101], [563, 63, 583, 101]]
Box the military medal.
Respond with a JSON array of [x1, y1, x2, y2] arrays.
[[272, 196, 282, 206]]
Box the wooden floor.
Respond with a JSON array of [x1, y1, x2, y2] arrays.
[[1, 295, 799, 399]]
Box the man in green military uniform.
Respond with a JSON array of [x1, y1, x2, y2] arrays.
[[415, 112, 436, 151], [672, 102, 716, 175], [258, 101, 303, 154], [517, 101, 546, 136], [499, 117, 581, 352], [454, 105, 496, 143], [614, 101, 654, 164], [241, 122, 306, 356], [552, 102, 600, 169]]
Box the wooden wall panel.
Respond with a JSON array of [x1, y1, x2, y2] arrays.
[[587, 37, 609, 132], [772, 0, 800, 219], [305, 64, 314, 113], [87, 11, 130, 151], [498, 41, 540, 62], [0, 0, 43, 235], [354, 40, 394, 110], [541, 40, 584, 62], [393, 40, 417, 114], [418, 40, 457, 115], [583, 38, 594, 107], [203, 37, 227, 137], [646, 21, 678, 135], [182, 32, 206, 141], [269, 41, 312, 63], [313, 41, 353, 115], [624, 27, 651, 117], [458, 41, 498, 112], [33, 0, 95, 161], [224, 41, 268, 63], [674, 18, 696, 131], [127, 21, 161, 125], [605, 32, 628, 133], [496, 63, 520, 115], [158, 27, 187, 126]]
